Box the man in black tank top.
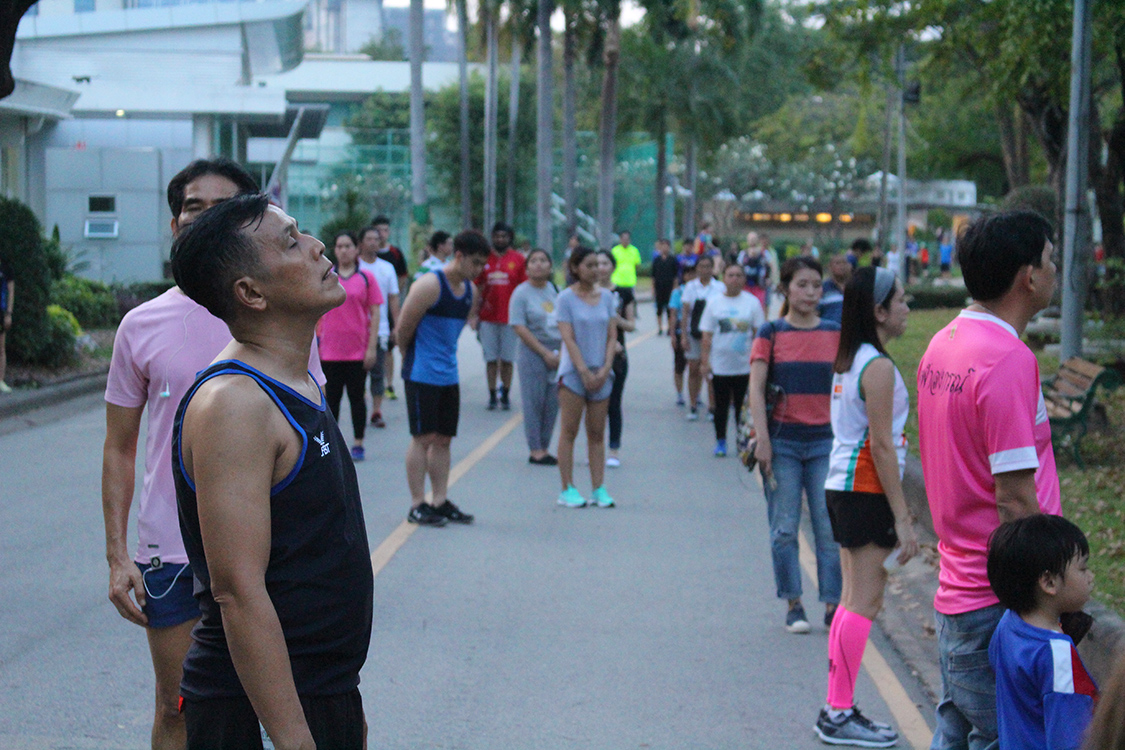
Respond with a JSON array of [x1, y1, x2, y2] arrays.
[[169, 194, 373, 750]]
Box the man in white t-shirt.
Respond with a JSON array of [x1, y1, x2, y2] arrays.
[[101, 159, 315, 750], [917, 210, 1059, 750], [359, 227, 401, 429]]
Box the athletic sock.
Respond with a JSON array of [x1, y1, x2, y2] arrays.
[[826, 608, 872, 710]]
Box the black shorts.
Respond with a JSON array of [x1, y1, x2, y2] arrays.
[[404, 380, 459, 437], [183, 689, 364, 750], [825, 490, 898, 550]]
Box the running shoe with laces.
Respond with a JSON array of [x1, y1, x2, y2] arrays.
[[814, 707, 898, 747], [686, 408, 699, 421], [350, 445, 365, 462], [676, 393, 686, 406], [499, 387, 511, 410], [370, 411, 386, 428], [714, 439, 727, 457], [488, 390, 499, 410], [606, 455, 621, 468], [385, 386, 397, 400], [591, 486, 615, 508], [557, 485, 587, 508], [786, 603, 811, 634], [407, 503, 448, 526], [434, 499, 474, 524]]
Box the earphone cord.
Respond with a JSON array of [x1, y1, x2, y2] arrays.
[[142, 563, 190, 600], [160, 306, 198, 397]]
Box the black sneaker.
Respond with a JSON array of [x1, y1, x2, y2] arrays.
[[487, 390, 499, 410], [407, 503, 448, 527], [499, 387, 511, 410], [434, 499, 474, 524]]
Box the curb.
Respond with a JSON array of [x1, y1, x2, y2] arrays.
[[0, 368, 109, 421], [891, 455, 1125, 696]]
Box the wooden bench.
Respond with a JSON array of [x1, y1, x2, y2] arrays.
[[1044, 357, 1121, 468]]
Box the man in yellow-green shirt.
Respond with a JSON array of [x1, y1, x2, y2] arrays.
[[610, 230, 642, 290]]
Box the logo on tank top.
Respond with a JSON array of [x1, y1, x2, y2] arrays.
[[313, 431, 331, 457]]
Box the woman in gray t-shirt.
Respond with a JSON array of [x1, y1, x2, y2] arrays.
[[509, 249, 563, 466], [555, 247, 617, 510]]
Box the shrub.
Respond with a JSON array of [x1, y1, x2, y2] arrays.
[[906, 284, 971, 310], [50, 275, 119, 328], [40, 305, 79, 368], [1001, 185, 1058, 231], [0, 197, 64, 366], [112, 280, 176, 316]]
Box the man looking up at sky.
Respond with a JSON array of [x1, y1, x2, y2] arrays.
[[100, 158, 318, 750], [170, 194, 372, 749]]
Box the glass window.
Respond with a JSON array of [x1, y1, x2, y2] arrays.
[[74, 0, 96, 12]]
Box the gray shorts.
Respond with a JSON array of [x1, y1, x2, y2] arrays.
[[558, 369, 614, 401], [684, 336, 703, 361], [479, 321, 517, 362]]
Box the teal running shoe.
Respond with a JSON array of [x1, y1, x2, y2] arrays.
[[591, 486, 615, 508], [557, 485, 587, 508]]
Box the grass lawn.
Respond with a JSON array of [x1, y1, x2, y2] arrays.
[[887, 308, 1125, 615]]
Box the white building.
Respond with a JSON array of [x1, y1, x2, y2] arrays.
[[12, 0, 472, 282]]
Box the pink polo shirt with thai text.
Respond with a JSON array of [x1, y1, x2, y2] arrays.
[[917, 310, 1060, 615]]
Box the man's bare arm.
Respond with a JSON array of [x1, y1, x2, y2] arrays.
[[393, 275, 440, 354], [102, 403, 148, 626], [183, 379, 314, 750], [995, 469, 1039, 522]]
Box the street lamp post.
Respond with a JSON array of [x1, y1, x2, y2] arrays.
[[1060, 0, 1092, 360]]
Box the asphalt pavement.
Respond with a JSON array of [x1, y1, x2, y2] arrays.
[[0, 309, 936, 749]]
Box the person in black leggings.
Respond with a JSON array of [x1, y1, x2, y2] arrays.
[[597, 249, 636, 468], [318, 231, 383, 462], [700, 263, 765, 457]]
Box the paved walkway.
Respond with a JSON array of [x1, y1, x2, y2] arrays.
[[0, 310, 935, 749]]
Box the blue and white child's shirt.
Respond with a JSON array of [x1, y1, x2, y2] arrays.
[[989, 609, 1098, 750]]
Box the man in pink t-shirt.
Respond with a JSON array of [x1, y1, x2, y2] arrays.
[[101, 159, 325, 750], [917, 210, 1059, 750]]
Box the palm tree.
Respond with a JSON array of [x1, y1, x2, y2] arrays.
[[483, 0, 501, 230], [595, 0, 621, 249], [503, 0, 535, 226], [536, 0, 555, 252], [559, 0, 583, 239], [457, 0, 472, 228], [409, 0, 428, 233]]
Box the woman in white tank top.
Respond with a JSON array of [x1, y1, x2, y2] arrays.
[[814, 266, 922, 747]]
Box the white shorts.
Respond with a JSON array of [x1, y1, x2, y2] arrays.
[[479, 321, 518, 362]]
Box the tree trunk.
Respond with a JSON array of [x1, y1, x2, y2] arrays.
[[457, 0, 471, 228], [654, 112, 667, 243], [505, 39, 522, 225], [682, 137, 696, 239], [484, 11, 499, 231], [1018, 85, 1068, 223], [536, 0, 555, 253], [877, 82, 894, 253], [596, 15, 621, 249], [408, 0, 428, 233], [996, 99, 1030, 192], [562, 13, 578, 239]]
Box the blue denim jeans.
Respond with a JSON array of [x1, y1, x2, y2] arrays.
[[930, 604, 1002, 750], [761, 436, 841, 603]]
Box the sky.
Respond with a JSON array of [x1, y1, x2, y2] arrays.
[[380, 0, 648, 31]]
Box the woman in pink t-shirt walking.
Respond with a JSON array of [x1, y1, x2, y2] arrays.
[[318, 231, 383, 461]]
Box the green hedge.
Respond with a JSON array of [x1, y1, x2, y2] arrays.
[[50, 275, 119, 328], [906, 284, 971, 310], [1, 197, 68, 366]]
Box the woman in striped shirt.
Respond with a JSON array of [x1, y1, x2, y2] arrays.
[[749, 257, 842, 635]]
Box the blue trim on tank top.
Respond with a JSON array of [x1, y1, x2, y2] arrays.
[[176, 365, 310, 496]]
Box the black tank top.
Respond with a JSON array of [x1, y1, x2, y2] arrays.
[[172, 360, 373, 698]]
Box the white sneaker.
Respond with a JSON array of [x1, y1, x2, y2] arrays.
[[606, 455, 621, 468]]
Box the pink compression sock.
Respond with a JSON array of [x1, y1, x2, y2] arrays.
[[826, 608, 873, 710]]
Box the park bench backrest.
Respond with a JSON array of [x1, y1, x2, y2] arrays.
[[1044, 358, 1121, 420]]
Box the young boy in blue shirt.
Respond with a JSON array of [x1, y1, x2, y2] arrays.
[[987, 514, 1098, 750]]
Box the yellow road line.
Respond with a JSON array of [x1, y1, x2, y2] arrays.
[[371, 413, 524, 576], [795, 531, 933, 749], [371, 327, 654, 577]]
